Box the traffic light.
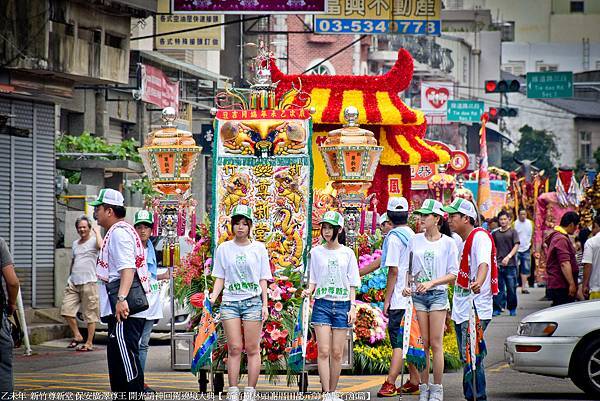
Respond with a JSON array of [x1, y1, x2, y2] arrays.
[[488, 107, 518, 122], [485, 79, 521, 93]]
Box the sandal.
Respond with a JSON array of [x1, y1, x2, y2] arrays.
[[76, 344, 94, 352], [67, 339, 82, 348]]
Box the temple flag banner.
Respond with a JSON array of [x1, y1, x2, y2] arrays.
[[477, 114, 493, 220]]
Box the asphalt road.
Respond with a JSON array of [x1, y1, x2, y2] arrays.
[[12, 287, 596, 400]]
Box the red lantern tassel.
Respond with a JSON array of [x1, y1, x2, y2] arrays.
[[152, 212, 159, 236], [190, 211, 197, 239]]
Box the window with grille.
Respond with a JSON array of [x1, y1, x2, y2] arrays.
[[502, 61, 526, 76], [536, 62, 559, 72], [580, 131, 592, 163]]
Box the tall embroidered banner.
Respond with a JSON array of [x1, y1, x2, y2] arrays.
[[477, 114, 493, 220], [212, 109, 313, 275]]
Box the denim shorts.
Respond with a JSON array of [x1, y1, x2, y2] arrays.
[[517, 250, 531, 276], [311, 298, 352, 329], [220, 295, 263, 321], [412, 289, 450, 312]]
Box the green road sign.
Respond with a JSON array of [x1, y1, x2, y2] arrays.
[[447, 100, 484, 123], [526, 71, 573, 99]]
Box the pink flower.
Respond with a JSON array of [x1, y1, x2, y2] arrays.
[[204, 258, 212, 268], [274, 302, 283, 312], [270, 329, 281, 340], [280, 329, 289, 338], [269, 287, 282, 301], [287, 287, 297, 293]]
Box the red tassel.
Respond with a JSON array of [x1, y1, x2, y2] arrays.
[[190, 211, 197, 239], [152, 212, 159, 236]]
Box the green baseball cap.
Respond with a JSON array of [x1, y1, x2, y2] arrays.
[[134, 210, 153, 226], [442, 197, 478, 219], [231, 204, 253, 220], [89, 188, 124, 207], [415, 199, 445, 216], [320, 210, 344, 228]]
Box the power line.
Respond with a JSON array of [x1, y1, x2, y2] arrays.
[[131, 15, 267, 41]]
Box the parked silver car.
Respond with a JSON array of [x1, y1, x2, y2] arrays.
[[505, 300, 600, 397], [77, 268, 190, 332]]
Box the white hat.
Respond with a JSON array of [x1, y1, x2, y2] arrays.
[[442, 197, 478, 220], [387, 197, 409, 212], [89, 188, 125, 207], [378, 213, 389, 225], [415, 199, 445, 217]]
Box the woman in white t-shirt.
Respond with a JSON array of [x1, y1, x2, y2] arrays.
[[403, 199, 458, 401], [302, 211, 360, 401], [210, 204, 272, 401]]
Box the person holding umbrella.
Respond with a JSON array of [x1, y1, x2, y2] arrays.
[[301, 211, 360, 401], [209, 205, 272, 401], [442, 198, 498, 401], [403, 199, 459, 401]]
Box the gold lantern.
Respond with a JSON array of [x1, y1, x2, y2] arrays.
[[319, 106, 383, 207], [139, 107, 202, 196], [319, 106, 383, 247]]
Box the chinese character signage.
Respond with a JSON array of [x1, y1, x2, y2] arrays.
[[212, 110, 313, 275], [446, 100, 484, 123], [140, 64, 179, 109], [172, 0, 326, 13], [526, 71, 573, 99], [315, 0, 441, 35], [155, 4, 223, 50]]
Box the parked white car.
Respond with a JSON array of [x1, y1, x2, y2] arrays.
[[505, 300, 600, 397]]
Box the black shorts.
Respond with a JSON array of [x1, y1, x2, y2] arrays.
[[387, 309, 406, 349]]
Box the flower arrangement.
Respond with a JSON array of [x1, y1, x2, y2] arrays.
[[353, 301, 388, 345]]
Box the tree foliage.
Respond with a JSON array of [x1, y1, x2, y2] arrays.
[[502, 125, 559, 185]]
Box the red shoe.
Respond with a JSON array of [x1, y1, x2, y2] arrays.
[[377, 381, 398, 397], [398, 380, 420, 395]]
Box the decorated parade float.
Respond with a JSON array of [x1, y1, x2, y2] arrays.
[[164, 46, 466, 391]]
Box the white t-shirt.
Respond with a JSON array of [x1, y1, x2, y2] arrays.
[[71, 236, 99, 285], [582, 233, 600, 292], [451, 230, 493, 324], [514, 219, 533, 252], [212, 240, 272, 302], [384, 226, 415, 310], [309, 245, 360, 301], [452, 232, 463, 251], [99, 228, 148, 318], [409, 234, 459, 291], [144, 247, 163, 320]]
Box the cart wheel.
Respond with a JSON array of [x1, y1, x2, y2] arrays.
[[198, 371, 208, 393], [298, 372, 309, 393], [213, 372, 225, 394]]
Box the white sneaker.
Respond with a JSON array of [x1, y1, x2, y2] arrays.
[[226, 386, 240, 401], [243, 387, 256, 401], [429, 384, 443, 401], [321, 392, 332, 401], [418, 383, 430, 401]]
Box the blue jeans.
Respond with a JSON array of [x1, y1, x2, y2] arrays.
[[517, 250, 531, 276], [455, 319, 490, 401], [493, 266, 518, 312], [138, 319, 155, 372]]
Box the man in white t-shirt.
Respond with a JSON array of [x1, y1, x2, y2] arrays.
[[582, 215, 600, 300], [514, 209, 534, 294], [377, 197, 421, 397], [443, 198, 494, 401], [91, 188, 150, 395], [61, 215, 102, 352]]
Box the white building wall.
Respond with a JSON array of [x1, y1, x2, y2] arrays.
[[503, 42, 600, 74], [504, 93, 577, 166]]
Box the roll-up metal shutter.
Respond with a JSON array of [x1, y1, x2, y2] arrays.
[[0, 96, 56, 307]]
